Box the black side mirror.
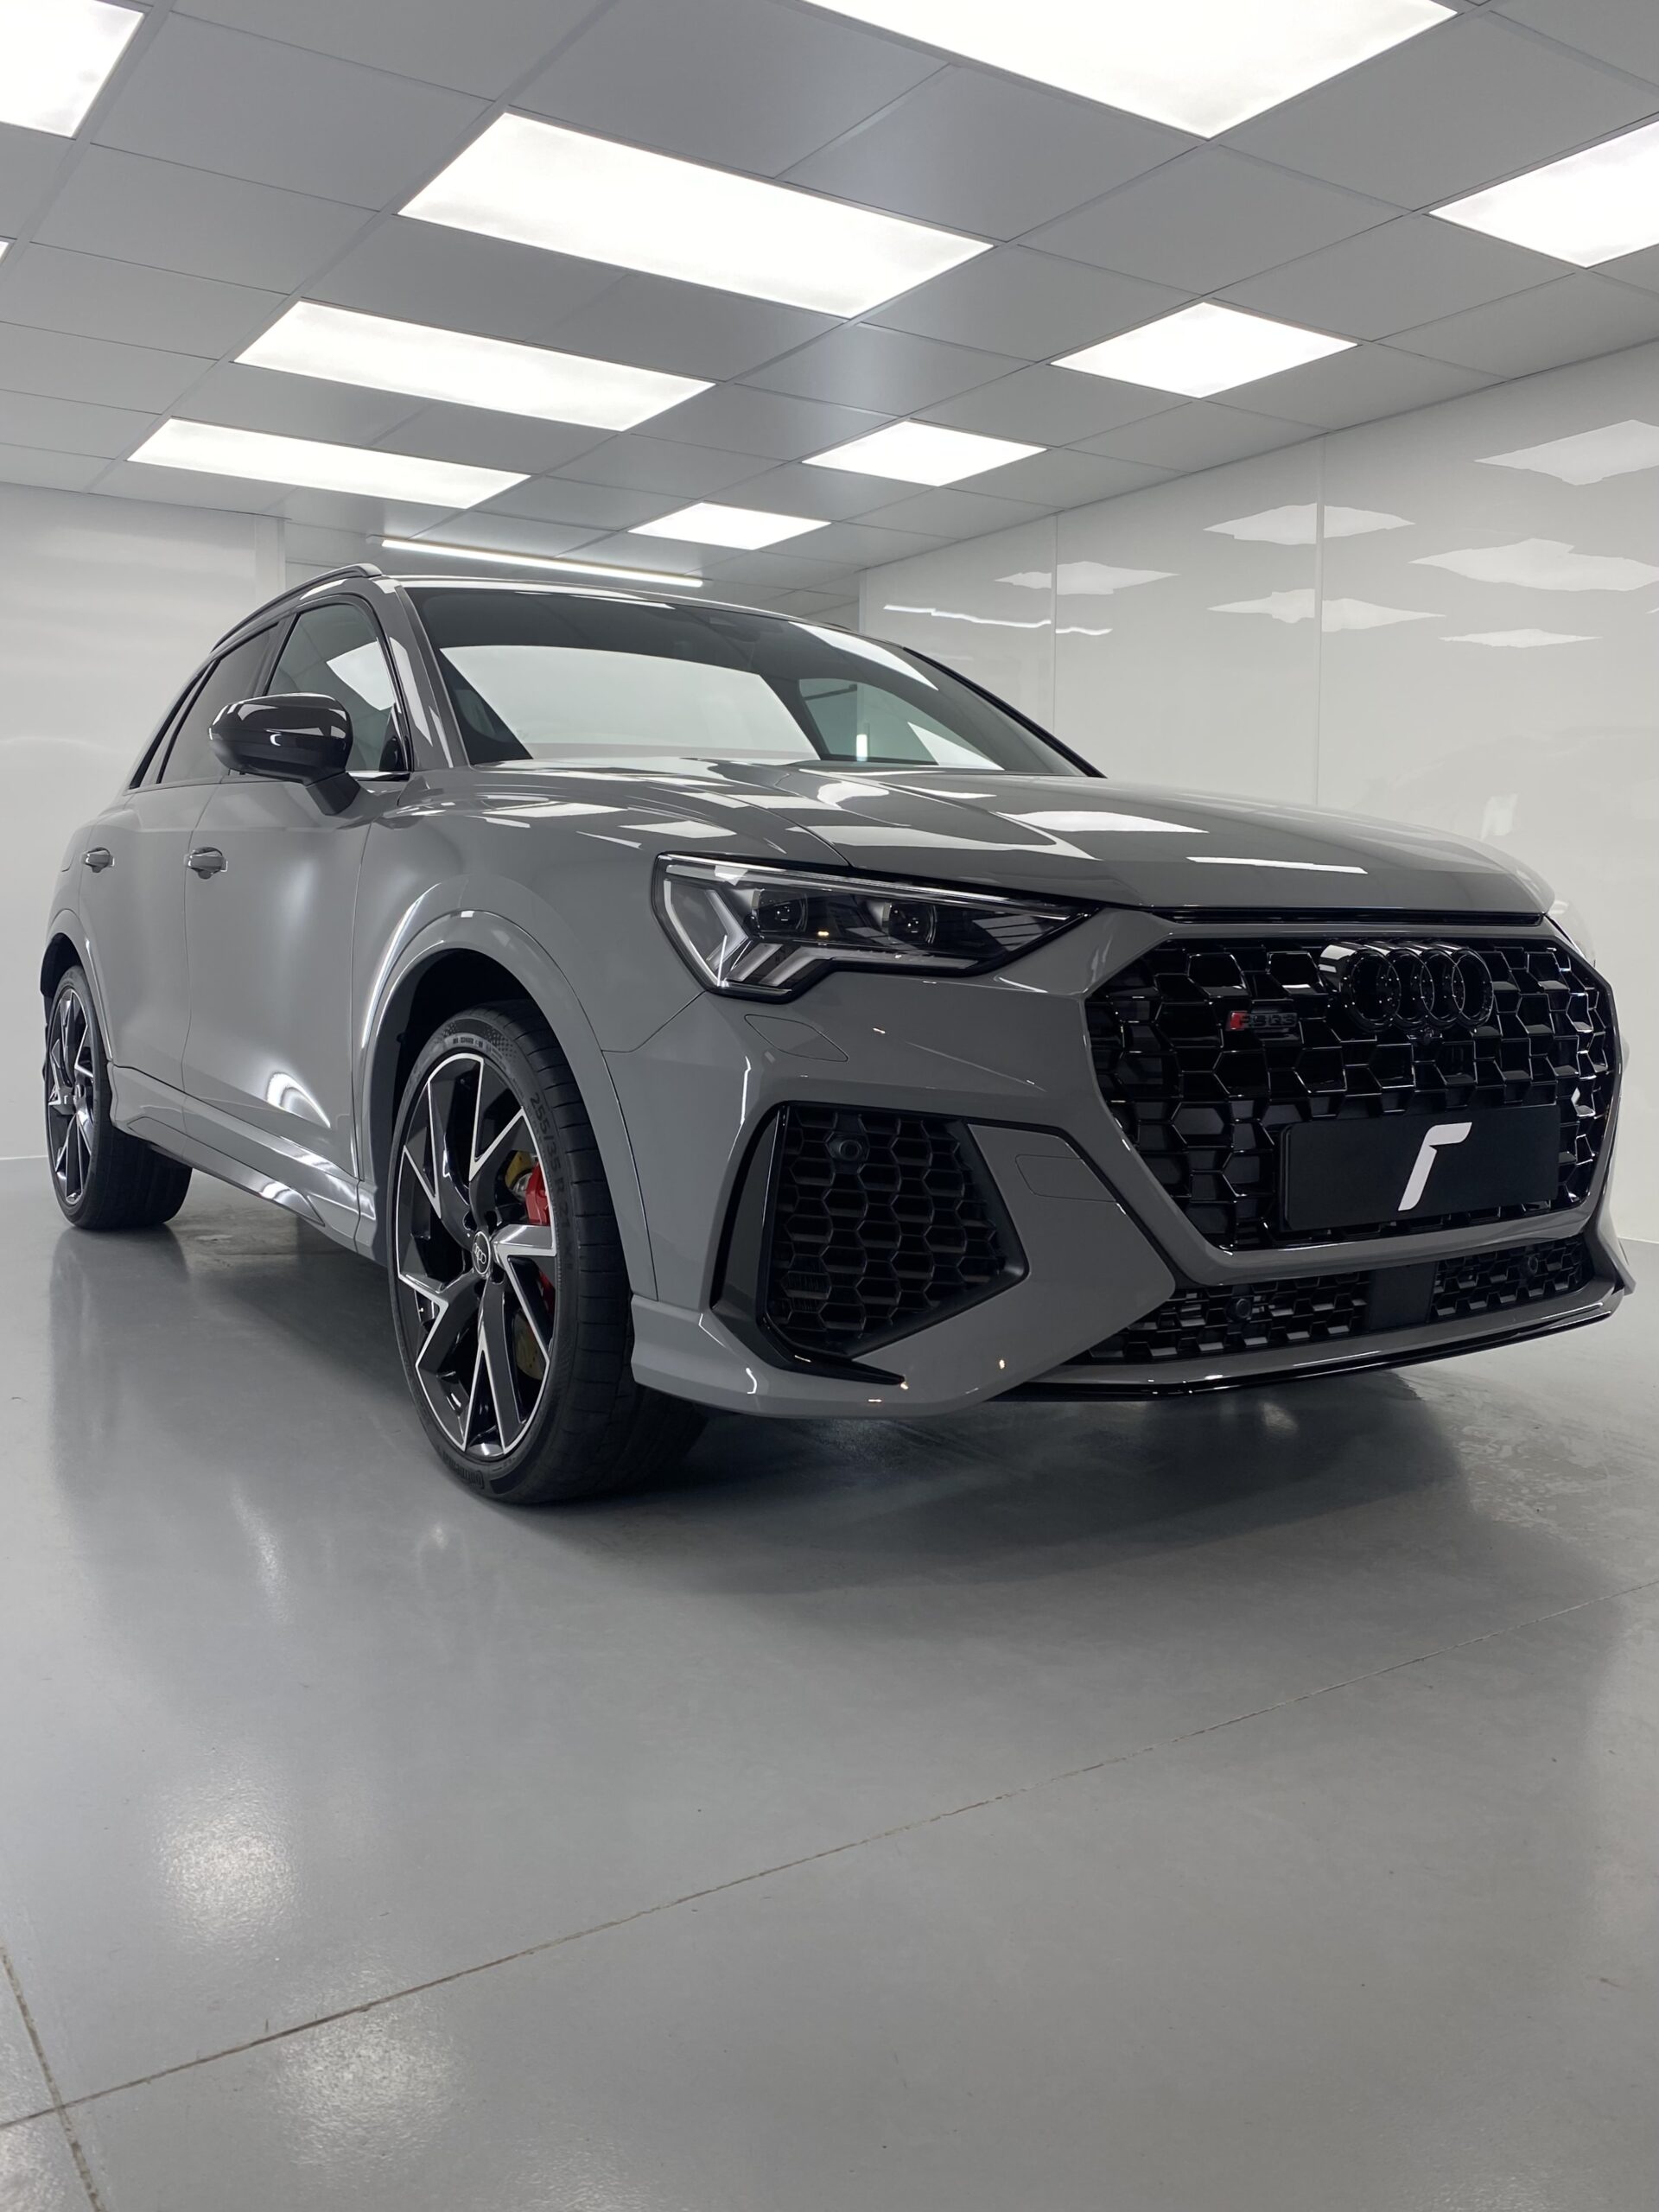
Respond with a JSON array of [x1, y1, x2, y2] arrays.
[[211, 694, 353, 783]]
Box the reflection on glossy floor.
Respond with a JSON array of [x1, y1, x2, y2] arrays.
[[0, 1160, 1653, 2211]]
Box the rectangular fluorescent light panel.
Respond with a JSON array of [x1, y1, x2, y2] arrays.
[[404, 114, 988, 317], [130, 421, 524, 509], [805, 421, 1041, 485], [1435, 117, 1659, 267], [241, 302, 709, 431], [631, 503, 827, 550], [805, 0, 1448, 137], [382, 537, 702, 588], [1, 0, 141, 136], [1058, 303, 1352, 397]]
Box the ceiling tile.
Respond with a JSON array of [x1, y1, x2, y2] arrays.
[[0, 389, 158, 459], [1221, 215, 1561, 340], [785, 66, 1192, 239], [180, 361, 421, 444], [705, 460, 919, 520], [787, 519, 957, 565], [94, 16, 486, 207], [1080, 403, 1318, 474], [743, 325, 1020, 412], [919, 364, 1181, 447], [556, 435, 772, 497], [565, 529, 705, 575], [176, 0, 601, 97], [543, 274, 836, 381], [1497, 1, 1659, 86], [0, 323, 209, 411], [92, 457, 288, 514], [1027, 149, 1396, 294], [471, 478, 664, 531], [699, 547, 858, 588], [0, 442, 107, 492], [371, 404, 611, 474], [1216, 343, 1494, 431], [964, 447, 1173, 506], [312, 220, 620, 348], [869, 247, 1187, 360], [1598, 242, 1659, 296], [32, 147, 370, 290], [0, 126, 66, 233], [0, 245, 283, 358], [398, 514, 606, 556], [1225, 14, 1659, 210], [645, 385, 890, 461], [517, 0, 940, 175], [264, 487, 472, 534], [1389, 272, 1659, 376], [842, 487, 1049, 541]]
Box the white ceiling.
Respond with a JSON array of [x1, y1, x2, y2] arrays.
[[3, 0, 1659, 616]]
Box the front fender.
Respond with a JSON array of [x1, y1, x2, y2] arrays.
[[357, 909, 658, 1298]]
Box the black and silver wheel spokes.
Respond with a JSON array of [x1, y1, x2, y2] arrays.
[[394, 1052, 559, 1460], [45, 989, 97, 1205]]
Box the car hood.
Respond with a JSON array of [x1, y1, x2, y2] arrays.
[[464, 762, 1546, 916]]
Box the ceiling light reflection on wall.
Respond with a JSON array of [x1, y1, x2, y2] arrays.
[[242, 303, 710, 430], [1446, 630, 1592, 649], [1058, 303, 1352, 397], [884, 603, 1051, 629], [1435, 117, 1659, 267], [806, 422, 1042, 484], [631, 503, 827, 549], [130, 421, 523, 508], [0, 0, 140, 136], [1478, 421, 1659, 485], [805, 1, 1448, 137], [381, 537, 704, 588], [404, 114, 988, 316], [1206, 504, 1410, 543], [1414, 538, 1659, 591]]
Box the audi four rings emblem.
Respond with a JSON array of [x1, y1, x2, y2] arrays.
[[1323, 944, 1496, 1033]]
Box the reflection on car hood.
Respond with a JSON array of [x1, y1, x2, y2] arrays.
[[466, 760, 1545, 916]]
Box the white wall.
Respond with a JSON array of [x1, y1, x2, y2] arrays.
[[1, 484, 283, 1155], [862, 341, 1659, 1239]]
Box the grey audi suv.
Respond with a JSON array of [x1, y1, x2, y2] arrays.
[[42, 564, 1629, 1502]]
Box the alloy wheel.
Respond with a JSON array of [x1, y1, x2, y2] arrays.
[[392, 1052, 560, 1461], [46, 988, 98, 1208]]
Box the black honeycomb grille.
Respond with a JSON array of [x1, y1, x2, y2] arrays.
[[763, 1106, 1016, 1361], [1088, 934, 1614, 1250], [1076, 1236, 1593, 1369], [1078, 1270, 1371, 1366], [1432, 1236, 1591, 1321]]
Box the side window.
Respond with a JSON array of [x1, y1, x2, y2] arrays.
[[156, 631, 275, 787], [270, 601, 403, 774]]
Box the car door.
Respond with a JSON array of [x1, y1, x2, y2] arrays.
[[180, 596, 410, 1239], [78, 630, 276, 1131]]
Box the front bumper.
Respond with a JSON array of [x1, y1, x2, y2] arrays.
[[610, 910, 1630, 1418]]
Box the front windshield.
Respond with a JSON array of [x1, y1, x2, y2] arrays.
[[410, 587, 1083, 778]]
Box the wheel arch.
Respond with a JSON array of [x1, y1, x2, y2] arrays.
[[360, 920, 656, 1298]]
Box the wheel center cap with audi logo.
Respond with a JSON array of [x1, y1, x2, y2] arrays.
[[1325, 943, 1495, 1035]]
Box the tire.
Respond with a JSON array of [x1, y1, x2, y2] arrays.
[[385, 1001, 704, 1504], [44, 965, 192, 1231]]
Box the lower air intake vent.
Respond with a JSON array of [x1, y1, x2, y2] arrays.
[[762, 1106, 1018, 1363], [1432, 1236, 1591, 1320]]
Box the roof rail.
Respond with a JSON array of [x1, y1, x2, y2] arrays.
[[213, 562, 385, 646]]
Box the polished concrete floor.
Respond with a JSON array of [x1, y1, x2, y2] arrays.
[[0, 1154, 1653, 2211]]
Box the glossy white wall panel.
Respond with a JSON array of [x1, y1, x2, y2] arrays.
[[1053, 444, 1322, 800], [1, 485, 283, 1155], [861, 518, 1059, 728]]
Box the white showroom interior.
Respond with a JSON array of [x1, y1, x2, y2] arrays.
[[1, 5, 1655, 2209]]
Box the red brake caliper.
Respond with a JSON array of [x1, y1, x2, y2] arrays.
[[522, 1164, 556, 1313]]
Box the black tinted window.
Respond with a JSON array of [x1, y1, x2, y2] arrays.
[[157, 631, 273, 786], [270, 601, 402, 773], [410, 588, 1079, 778]]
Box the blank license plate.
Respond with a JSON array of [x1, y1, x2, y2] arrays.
[[1280, 1106, 1560, 1233]]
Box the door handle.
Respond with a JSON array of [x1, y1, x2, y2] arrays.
[[187, 846, 226, 877], [83, 846, 113, 872]]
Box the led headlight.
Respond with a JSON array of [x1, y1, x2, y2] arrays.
[[654, 855, 1090, 999]]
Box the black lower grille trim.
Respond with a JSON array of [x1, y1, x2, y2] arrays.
[[1074, 1237, 1593, 1367], [1088, 931, 1615, 1250], [754, 1105, 1022, 1363]]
